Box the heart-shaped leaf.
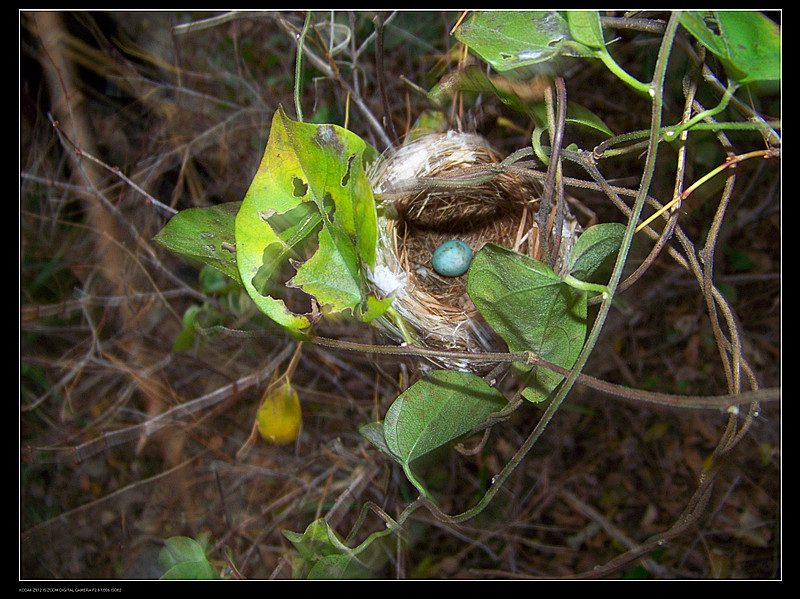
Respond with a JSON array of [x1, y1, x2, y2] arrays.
[[467, 243, 587, 403], [381, 369, 507, 496]]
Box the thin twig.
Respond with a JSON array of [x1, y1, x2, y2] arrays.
[[374, 12, 398, 143], [271, 12, 393, 149], [23, 344, 295, 464]]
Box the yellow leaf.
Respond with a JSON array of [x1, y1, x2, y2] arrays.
[[256, 380, 302, 444]]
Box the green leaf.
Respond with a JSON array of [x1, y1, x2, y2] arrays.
[[568, 222, 626, 281], [455, 11, 587, 72], [158, 536, 218, 580], [359, 421, 394, 458], [172, 304, 203, 352], [679, 11, 780, 84], [565, 10, 605, 49], [283, 518, 380, 579], [382, 370, 507, 496], [235, 107, 388, 330], [153, 201, 242, 284], [307, 554, 372, 580], [467, 244, 587, 403], [454, 10, 649, 93], [429, 65, 540, 114], [283, 518, 355, 562]]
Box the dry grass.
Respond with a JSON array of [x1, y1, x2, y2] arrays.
[[20, 11, 780, 580]]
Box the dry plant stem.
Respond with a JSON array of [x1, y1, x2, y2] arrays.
[[604, 209, 679, 301], [22, 344, 296, 464], [574, 150, 759, 392], [701, 174, 742, 393], [636, 150, 778, 233], [171, 11, 268, 35], [50, 129, 178, 217], [34, 12, 125, 292], [687, 110, 753, 399], [578, 37, 769, 583], [691, 55, 780, 145], [272, 12, 393, 149], [561, 489, 670, 578], [565, 478, 716, 579], [579, 151, 766, 437], [21, 452, 205, 556], [606, 56, 700, 298], [374, 12, 398, 143], [21, 287, 194, 323], [48, 117, 208, 309], [535, 78, 568, 268], [521, 149, 770, 408]]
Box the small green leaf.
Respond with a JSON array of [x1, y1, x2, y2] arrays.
[[158, 536, 218, 580], [283, 518, 379, 579], [529, 101, 613, 137], [154, 202, 242, 284], [198, 264, 239, 294], [382, 370, 507, 496], [568, 222, 626, 281], [566, 10, 605, 49], [467, 244, 587, 403], [679, 11, 780, 84], [283, 518, 352, 562], [306, 554, 372, 580], [172, 304, 203, 352]]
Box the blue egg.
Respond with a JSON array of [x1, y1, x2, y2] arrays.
[[432, 240, 473, 277]]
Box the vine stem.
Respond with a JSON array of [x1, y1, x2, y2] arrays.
[[635, 147, 779, 233], [412, 12, 684, 527], [307, 333, 779, 411], [661, 80, 739, 142], [596, 48, 650, 94]]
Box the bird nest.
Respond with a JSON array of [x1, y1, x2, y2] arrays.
[[367, 130, 579, 370]]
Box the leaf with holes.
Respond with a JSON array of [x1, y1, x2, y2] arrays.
[[235, 107, 390, 330], [454, 11, 593, 72], [154, 201, 242, 284]]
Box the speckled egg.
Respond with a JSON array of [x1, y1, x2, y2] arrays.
[[432, 240, 473, 277]]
